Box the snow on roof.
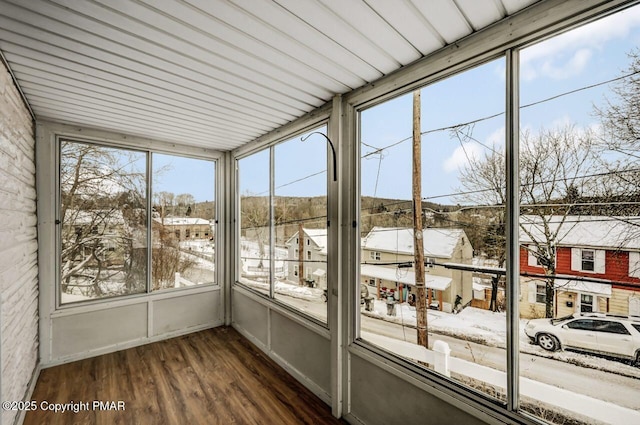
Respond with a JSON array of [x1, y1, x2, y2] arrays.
[[153, 217, 210, 226], [361, 227, 465, 259], [285, 228, 328, 255], [360, 264, 451, 290], [519, 215, 640, 250]]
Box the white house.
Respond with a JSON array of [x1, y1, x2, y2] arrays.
[[285, 228, 328, 288], [361, 227, 474, 312]]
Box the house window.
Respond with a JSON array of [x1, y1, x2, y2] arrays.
[[174, 230, 180, 239], [536, 284, 546, 304], [185, 229, 190, 238], [370, 251, 381, 261], [237, 125, 328, 322], [368, 278, 376, 287], [582, 250, 595, 272]]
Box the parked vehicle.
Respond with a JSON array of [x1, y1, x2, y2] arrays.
[[524, 313, 640, 366]]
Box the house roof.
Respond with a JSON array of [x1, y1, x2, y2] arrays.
[[519, 215, 640, 251], [286, 228, 328, 255], [0, 0, 540, 151], [362, 227, 465, 259], [361, 264, 451, 291], [153, 217, 210, 226]]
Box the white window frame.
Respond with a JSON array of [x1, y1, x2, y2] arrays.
[[629, 251, 640, 278], [370, 251, 381, 261]]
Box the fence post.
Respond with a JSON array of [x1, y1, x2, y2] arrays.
[[175, 272, 181, 288], [433, 340, 451, 377]]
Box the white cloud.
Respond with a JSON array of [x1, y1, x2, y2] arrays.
[[521, 6, 640, 81], [443, 127, 504, 173]]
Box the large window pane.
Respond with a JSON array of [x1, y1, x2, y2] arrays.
[[519, 6, 640, 424], [152, 154, 215, 291], [59, 141, 147, 304], [359, 59, 507, 401], [238, 149, 271, 295], [274, 128, 328, 322]]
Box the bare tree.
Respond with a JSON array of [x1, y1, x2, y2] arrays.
[[60, 142, 146, 299], [458, 124, 599, 317]]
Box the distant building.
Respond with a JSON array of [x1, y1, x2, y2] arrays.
[[360, 226, 474, 313], [519, 215, 640, 319], [285, 228, 327, 289], [152, 217, 213, 241]]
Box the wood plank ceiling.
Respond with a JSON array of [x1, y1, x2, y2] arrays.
[[0, 0, 539, 150]]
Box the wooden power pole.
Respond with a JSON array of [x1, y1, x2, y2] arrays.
[[413, 90, 428, 348], [298, 223, 305, 286]]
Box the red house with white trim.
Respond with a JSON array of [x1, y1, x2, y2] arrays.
[[518, 215, 640, 319]]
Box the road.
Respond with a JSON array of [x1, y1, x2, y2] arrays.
[[280, 294, 640, 410]]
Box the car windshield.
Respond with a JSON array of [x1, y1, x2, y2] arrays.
[[550, 315, 574, 325]]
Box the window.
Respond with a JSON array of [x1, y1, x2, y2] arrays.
[[518, 7, 640, 422], [536, 284, 546, 304], [237, 126, 328, 322], [580, 294, 594, 313], [152, 153, 216, 290], [593, 320, 630, 335], [582, 250, 595, 272], [59, 141, 216, 304], [359, 57, 505, 400], [566, 319, 595, 331]]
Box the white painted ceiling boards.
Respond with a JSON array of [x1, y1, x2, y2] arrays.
[[0, 0, 539, 150]]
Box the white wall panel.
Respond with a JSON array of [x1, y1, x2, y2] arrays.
[[153, 291, 222, 335], [52, 304, 148, 359], [270, 311, 331, 395], [232, 289, 269, 347], [350, 354, 489, 425]]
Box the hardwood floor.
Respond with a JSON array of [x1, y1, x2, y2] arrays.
[[24, 327, 346, 425]]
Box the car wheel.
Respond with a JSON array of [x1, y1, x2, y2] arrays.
[[635, 351, 640, 368], [537, 333, 560, 351]]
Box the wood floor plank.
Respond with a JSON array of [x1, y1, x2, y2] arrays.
[[24, 327, 346, 425]]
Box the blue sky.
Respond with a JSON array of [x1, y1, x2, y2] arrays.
[[153, 153, 216, 202]]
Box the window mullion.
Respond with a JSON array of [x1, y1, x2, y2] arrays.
[[269, 145, 275, 299], [146, 151, 153, 294], [505, 47, 520, 412]]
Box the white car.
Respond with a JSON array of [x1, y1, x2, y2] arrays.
[[524, 313, 640, 365]]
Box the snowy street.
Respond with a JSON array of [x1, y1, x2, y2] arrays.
[[275, 291, 640, 412]]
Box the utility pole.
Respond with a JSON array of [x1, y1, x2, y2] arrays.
[[298, 222, 305, 286], [413, 90, 428, 348]]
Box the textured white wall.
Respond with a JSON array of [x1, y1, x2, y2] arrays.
[[0, 60, 38, 425]]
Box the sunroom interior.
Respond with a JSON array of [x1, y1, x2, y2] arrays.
[[2, 1, 640, 425]]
